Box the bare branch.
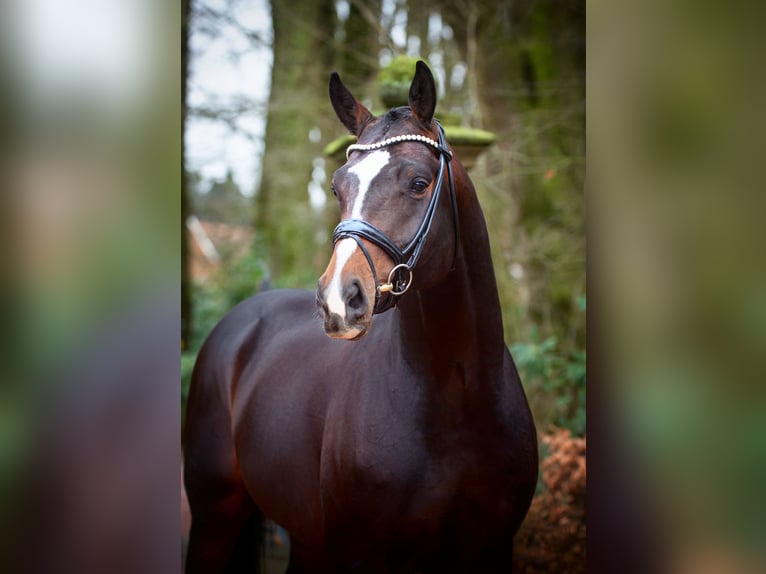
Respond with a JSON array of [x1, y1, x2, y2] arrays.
[[192, 0, 270, 47]]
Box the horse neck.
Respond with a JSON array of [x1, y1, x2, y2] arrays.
[[395, 169, 506, 388]]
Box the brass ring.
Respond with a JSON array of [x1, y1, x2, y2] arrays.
[[386, 264, 413, 295]]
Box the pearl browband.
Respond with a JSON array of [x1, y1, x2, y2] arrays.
[[345, 134, 450, 160]]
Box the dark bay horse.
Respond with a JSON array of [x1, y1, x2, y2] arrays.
[[183, 61, 538, 573]]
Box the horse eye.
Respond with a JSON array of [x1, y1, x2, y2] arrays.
[[330, 185, 338, 198], [411, 179, 428, 195]]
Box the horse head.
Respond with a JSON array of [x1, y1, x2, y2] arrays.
[[316, 61, 460, 340]]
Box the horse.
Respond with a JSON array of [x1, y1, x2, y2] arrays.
[[183, 61, 538, 574]]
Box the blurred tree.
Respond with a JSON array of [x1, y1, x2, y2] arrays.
[[320, 1, 383, 244], [339, 0, 380, 91], [182, 0, 192, 349], [183, 0, 270, 346], [437, 0, 586, 352], [193, 169, 251, 225], [255, 0, 337, 282]]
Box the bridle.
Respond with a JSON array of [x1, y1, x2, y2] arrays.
[[332, 120, 460, 314]]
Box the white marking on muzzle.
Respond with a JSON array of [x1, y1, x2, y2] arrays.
[[324, 150, 390, 321], [326, 238, 356, 319]]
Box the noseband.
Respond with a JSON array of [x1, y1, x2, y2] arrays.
[[332, 121, 460, 314]]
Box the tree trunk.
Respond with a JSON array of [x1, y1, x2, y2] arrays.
[[434, 0, 585, 348], [341, 0, 380, 92], [256, 0, 336, 283], [471, 0, 585, 347]]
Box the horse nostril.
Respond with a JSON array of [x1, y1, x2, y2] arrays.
[[344, 279, 368, 320], [315, 287, 329, 317], [324, 313, 342, 333]]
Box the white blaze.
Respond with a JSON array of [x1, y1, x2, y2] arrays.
[[349, 150, 390, 218], [324, 150, 390, 319], [325, 238, 356, 318]]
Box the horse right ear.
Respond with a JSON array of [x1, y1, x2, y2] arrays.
[[408, 61, 436, 126], [329, 72, 374, 136]]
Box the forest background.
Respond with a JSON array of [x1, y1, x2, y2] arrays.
[[181, 0, 586, 438]]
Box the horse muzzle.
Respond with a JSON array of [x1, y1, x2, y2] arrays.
[[315, 274, 372, 340]]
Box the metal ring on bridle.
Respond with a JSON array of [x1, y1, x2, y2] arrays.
[[380, 263, 413, 296]]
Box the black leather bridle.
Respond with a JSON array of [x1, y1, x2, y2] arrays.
[[332, 121, 460, 314]]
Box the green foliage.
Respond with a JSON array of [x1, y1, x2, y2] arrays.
[[182, 247, 268, 424], [218, 247, 269, 308], [511, 328, 586, 437], [181, 282, 229, 426], [377, 56, 433, 108]]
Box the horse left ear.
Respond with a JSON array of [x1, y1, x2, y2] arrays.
[[329, 72, 374, 136], [409, 61, 436, 126]]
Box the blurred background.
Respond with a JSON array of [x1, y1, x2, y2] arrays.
[[0, 0, 763, 572], [1, 1, 180, 572]]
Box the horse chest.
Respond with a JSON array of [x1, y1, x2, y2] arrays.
[[420, 435, 517, 522], [325, 408, 515, 534]]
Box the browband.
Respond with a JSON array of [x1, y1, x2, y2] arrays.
[[346, 134, 450, 160]]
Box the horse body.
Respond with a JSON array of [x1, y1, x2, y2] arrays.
[[184, 62, 537, 573]]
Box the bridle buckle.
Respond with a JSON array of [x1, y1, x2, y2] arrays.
[[379, 263, 413, 295]]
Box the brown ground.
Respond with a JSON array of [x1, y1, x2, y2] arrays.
[[513, 428, 587, 574]]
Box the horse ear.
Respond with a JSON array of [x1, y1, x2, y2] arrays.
[[329, 72, 374, 136], [408, 61, 436, 126]]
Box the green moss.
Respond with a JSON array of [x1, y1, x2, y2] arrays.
[[377, 56, 439, 108], [377, 56, 421, 87], [323, 134, 357, 156], [442, 126, 497, 146]]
